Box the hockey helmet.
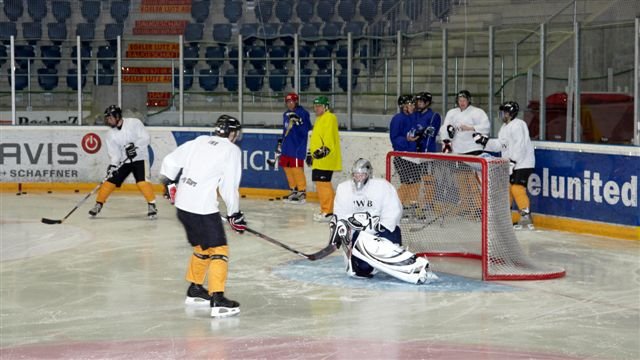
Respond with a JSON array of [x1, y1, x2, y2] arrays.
[[351, 158, 373, 191], [104, 105, 122, 119], [285, 92, 299, 103], [397, 94, 414, 106], [313, 96, 330, 109], [414, 91, 432, 104], [456, 90, 472, 102], [214, 114, 242, 141], [499, 101, 519, 119]]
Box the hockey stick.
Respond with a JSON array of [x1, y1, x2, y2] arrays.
[[243, 227, 337, 261], [267, 113, 297, 166], [41, 159, 127, 225]]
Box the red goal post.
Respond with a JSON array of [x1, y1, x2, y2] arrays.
[[385, 151, 565, 281]]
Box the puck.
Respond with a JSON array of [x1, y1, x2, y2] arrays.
[[22, 192, 27, 194], [241, 195, 246, 198], [16, 193, 21, 196], [47, 190, 52, 194], [275, 197, 281, 200], [269, 198, 274, 201], [74, 189, 80, 193]]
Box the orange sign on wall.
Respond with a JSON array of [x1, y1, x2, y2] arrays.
[[147, 92, 172, 107], [122, 67, 173, 83], [126, 43, 179, 58], [140, 0, 191, 13], [132, 20, 188, 35]]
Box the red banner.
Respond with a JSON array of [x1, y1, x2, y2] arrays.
[[147, 92, 172, 107], [132, 20, 188, 35], [122, 67, 172, 83], [126, 43, 179, 58]]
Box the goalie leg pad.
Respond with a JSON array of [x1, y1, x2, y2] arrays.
[[351, 231, 437, 284]]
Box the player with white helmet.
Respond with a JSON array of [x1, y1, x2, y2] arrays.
[[473, 101, 536, 230], [331, 158, 437, 284], [160, 114, 246, 318]]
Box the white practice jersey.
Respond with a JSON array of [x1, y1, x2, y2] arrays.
[[160, 135, 242, 215], [333, 178, 403, 233], [440, 105, 490, 154], [484, 118, 535, 170], [105, 117, 150, 165]]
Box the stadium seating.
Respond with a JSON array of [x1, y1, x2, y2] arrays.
[[0, 22, 18, 44], [0, 45, 7, 67], [76, 23, 96, 45], [247, 45, 267, 72], [71, 45, 92, 70], [41, 45, 61, 69], [110, 1, 130, 24], [297, 44, 311, 68], [191, 1, 210, 23], [312, 45, 332, 70], [66, 68, 87, 90], [213, 23, 233, 44], [52, 1, 71, 23], [359, 0, 378, 22], [223, 67, 239, 92], [274, 1, 293, 23], [245, 68, 264, 92], [255, 1, 274, 23], [94, 68, 114, 86], [381, 0, 396, 14], [322, 22, 342, 50], [300, 23, 320, 44], [269, 45, 289, 70], [337, 0, 357, 22], [205, 46, 225, 70], [47, 22, 67, 45], [22, 22, 42, 45], [3, 0, 23, 22], [259, 23, 279, 46], [343, 21, 365, 38], [97, 45, 116, 70], [27, 0, 47, 22], [185, 23, 204, 45], [297, 67, 313, 91], [183, 45, 200, 70], [278, 23, 298, 46], [338, 68, 360, 91], [81, 1, 101, 24], [268, 68, 288, 92], [316, 0, 335, 22], [315, 68, 332, 91], [224, 1, 243, 23], [173, 68, 194, 90], [240, 23, 259, 46], [199, 68, 219, 91], [8, 68, 29, 91], [37, 67, 58, 91], [296, 0, 314, 23], [14, 45, 35, 69], [104, 23, 123, 45]]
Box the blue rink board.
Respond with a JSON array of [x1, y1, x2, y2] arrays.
[[272, 255, 519, 293]]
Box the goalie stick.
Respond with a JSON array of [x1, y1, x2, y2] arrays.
[[41, 159, 128, 225]]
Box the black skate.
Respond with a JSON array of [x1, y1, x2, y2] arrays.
[[147, 203, 157, 219], [88, 202, 103, 217], [210, 292, 240, 318], [185, 283, 211, 306], [287, 191, 306, 205]]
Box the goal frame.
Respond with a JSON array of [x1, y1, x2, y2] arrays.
[[386, 151, 566, 281]]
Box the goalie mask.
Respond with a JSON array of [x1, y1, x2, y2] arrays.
[[351, 158, 373, 191], [214, 114, 242, 142]]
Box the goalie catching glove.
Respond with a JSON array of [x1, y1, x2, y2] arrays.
[[312, 146, 330, 160], [473, 132, 489, 147], [227, 212, 247, 233], [125, 143, 137, 160]]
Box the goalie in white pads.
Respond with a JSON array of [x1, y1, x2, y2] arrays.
[[331, 158, 437, 284]]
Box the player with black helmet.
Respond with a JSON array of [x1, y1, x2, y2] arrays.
[[440, 90, 490, 155], [411, 91, 441, 153], [88, 105, 157, 219], [160, 114, 245, 318], [473, 101, 536, 230], [389, 95, 422, 207]]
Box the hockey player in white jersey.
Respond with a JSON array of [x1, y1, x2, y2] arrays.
[[440, 90, 490, 155], [331, 158, 437, 284], [160, 115, 246, 318], [88, 105, 157, 219], [473, 101, 536, 230]]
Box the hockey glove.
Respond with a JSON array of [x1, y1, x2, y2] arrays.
[[227, 212, 247, 234], [312, 146, 330, 160], [106, 164, 118, 178], [446, 125, 456, 139], [287, 112, 302, 125], [305, 151, 313, 166], [125, 143, 137, 160], [425, 126, 436, 138], [473, 132, 489, 147], [276, 138, 283, 155], [509, 160, 516, 175], [442, 139, 452, 153]]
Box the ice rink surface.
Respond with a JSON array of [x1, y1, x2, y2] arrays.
[[1, 192, 639, 360]]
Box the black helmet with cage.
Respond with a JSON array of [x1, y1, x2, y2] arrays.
[[499, 101, 520, 120], [214, 114, 242, 141], [397, 94, 414, 107]]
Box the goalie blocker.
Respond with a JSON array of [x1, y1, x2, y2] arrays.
[[329, 215, 438, 284]]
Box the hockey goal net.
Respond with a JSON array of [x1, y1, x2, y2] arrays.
[[386, 151, 565, 280]]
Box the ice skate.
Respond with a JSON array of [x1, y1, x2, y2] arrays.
[[313, 212, 332, 223], [210, 292, 240, 318], [147, 203, 158, 219], [282, 189, 297, 202], [514, 212, 534, 230], [185, 283, 211, 306], [88, 202, 103, 217], [287, 191, 306, 205]]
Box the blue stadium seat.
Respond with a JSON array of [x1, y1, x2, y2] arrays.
[[8, 68, 29, 91], [223, 1, 243, 23], [223, 67, 239, 92], [184, 23, 204, 45], [293, 67, 313, 91], [240, 23, 259, 46], [322, 22, 342, 50], [312, 45, 331, 70], [104, 23, 123, 45], [245, 69, 264, 92], [315, 68, 332, 92], [41, 45, 61, 69], [297, 44, 311, 68], [274, 1, 293, 23], [0, 22, 18, 45], [3, 0, 23, 22], [22, 22, 42, 45], [205, 46, 225, 70], [199, 68, 219, 91], [316, 0, 335, 22], [47, 22, 67, 45], [94, 68, 114, 86], [110, 1, 130, 24], [81, 1, 101, 23], [338, 68, 360, 91], [259, 23, 279, 46], [405, 0, 423, 21], [228, 47, 244, 69], [343, 21, 364, 38], [389, 19, 410, 35], [27, 0, 47, 22], [213, 23, 232, 44], [337, 0, 356, 22], [296, 0, 314, 23], [66, 68, 87, 90], [255, 0, 273, 23], [268, 45, 288, 70], [191, 1, 210, 23], [247, 45, 266, 72], [71, 45, 92, 69], [52, 1, 71, 23], [0, 45, 7, 67], [359, 0, 378, 22], [300, 23, 320, 44], [336, 45, 349, 69], [173, 68, 194, 90], [381, 0, 395, 14], [97, 45, 116, 70], [268, 68, 287, 92], [278, 23, 298, 46], [76, 23, 96, 45], [15, 45, 35, 69], [183, 45, 200, 70], [37, 68, 58, 91]]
